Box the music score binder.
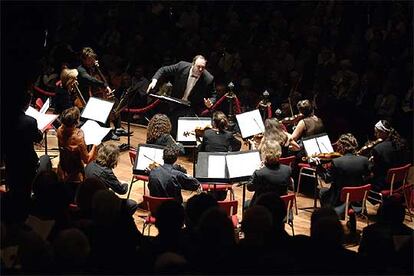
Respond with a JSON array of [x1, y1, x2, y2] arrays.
[[25, 105, 58, 132], [302, 133, 334, 157], [176, 117, 212, 145], [132, 144, 165, 175], [195, 150, 262, 182], [235, 109, 265, 138], [81, 97, 115, 124]]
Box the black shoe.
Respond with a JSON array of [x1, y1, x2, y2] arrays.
[[110, 133, 120, 141], [115, 128, 133, 136]]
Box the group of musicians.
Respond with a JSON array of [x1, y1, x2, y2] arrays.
[[37, 48, 410, 217]]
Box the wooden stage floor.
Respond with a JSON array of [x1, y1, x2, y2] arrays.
[[36, 122, 414, 251]]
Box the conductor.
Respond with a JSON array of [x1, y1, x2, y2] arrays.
[[147, 55, 217, 135]]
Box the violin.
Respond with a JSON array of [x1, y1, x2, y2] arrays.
[[281, 113, 305, 126], [183, 125, 212, 138], [245, 134, 264, 150], [357, 138, 383, 156], [302, 152, 343, 162], [146, 161, 161, 172]]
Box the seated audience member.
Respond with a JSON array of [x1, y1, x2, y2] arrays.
[[85, 143, 138, 215], [146, 113, 185, 154], [317, 133, 370, 215], [359, 196, 414, 274], [247, 141, 291, 207], [148, 146, 200, 204], [370, 120, 409, 191], [57, 107, 97, 184], [74, 177, 107, 220]]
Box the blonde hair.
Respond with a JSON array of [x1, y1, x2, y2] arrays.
[[261, 140, 282, 166], [60, 68, 78, 90]]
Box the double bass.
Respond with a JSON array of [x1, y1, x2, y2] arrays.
[[89, 60, 115, 100]]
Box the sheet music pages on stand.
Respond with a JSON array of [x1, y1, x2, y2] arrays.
[[25, 106, 58, 132], [133, 144, 165, 174], [176, 117, 212, 144], [302, 133, 334, 157], [207, 155, 226, 178], [225, 151, 262, 179], [235, 109, 265, 138], [80, 120, 111, 145], [81, 97, 115, 124]]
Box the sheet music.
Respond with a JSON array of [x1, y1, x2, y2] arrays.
[[317, 135, 334, 153], [226, 151, 262, 179], [25, 106, 58, 132], [303, 138, 320, 156], [81, 97, 115, 124], [80, 120, 111, 145], [236, 109, 265, 138], [135, 146, 164, 171], [39, 98, 50, 114], [303, 134, 334, 156], [207, 155, 226, 178], [177, 117, 211, 142]]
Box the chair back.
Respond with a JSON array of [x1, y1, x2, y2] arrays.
[[218, 200, 238, 216], [386, 164, 411, 194], [143, 195, 175, 215], [279, 156, 296, 167], [129, 149, 137, 166], [340, 184, 372, 203], [35, 98, 44, 110], [280, 193, 295, 212]]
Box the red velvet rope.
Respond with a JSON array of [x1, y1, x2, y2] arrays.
[[234, 96, 241, 114], [33, 86, 56, 97], [124, 99, 161, 114], [267, 104, 272, 119]]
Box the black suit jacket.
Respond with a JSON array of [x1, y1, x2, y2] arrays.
[[247, 164, 291, 206], [199, 129, 241, 152], [152, 61, 216, 115], [84, 161, 128, 195], [320, 153, 370, 207]]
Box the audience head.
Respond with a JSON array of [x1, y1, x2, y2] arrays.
[[241, 205, 273, 242], [310, 208, 344, 247], [53, 228, 90, 273], [212, 111, 228, 131], [297, 99, 313, 117], [96, 143, 120, 169], [76, 177, 107, 216], [147, 113, 172, 142], [254, 192, 287, 231], [185, 193, 218, 229], [60, 106, 80, 128], [377, 195, 406, 224], [191, 55, 207, 77], [155, 200, 185, 235], [92, 190, 122, 225], [261, 140, 282, 166], [154, 252, 189, 274], [163, 145, 179, 164], [336, 133, 359, 154], [18, 230, 53, 273]]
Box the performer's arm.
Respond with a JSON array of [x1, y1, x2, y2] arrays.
[[77, 66, 106, 88], [147, 62, 182, 93]]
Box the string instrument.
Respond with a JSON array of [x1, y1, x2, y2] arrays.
[[183, 125, 212, 138], [280, 113, 305, 126], [356, 138, 383, 156], [147, 161, 161, 171], [72, 82, 86, 108], [245, 134, 263, 150], [90, 60, 115, 100], [302, 152, 343, 162]]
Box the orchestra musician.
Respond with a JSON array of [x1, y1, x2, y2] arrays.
[[291, 99, 325, 143], [316, 133, 370, 214], [146, 55, 217, 134], [146, 113, 185, 155], [55, 68, 83, 114], [370, 120, 409, 192], [77, 47, 128, 140], [148, 145, 201, 204]]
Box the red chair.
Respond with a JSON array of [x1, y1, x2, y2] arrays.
[[35, 97, 44, 110], [142, 195, 175, 235], [200, 183, 235, 200], [279, 155, 296, 167], [340, 184, 372, 226], [280, 193, 296, 235], [217, 200, 239, 228], [127, 149, 150, 199], [369, 164, 411, 205], [400, 183, 414, 221], [296, 162, 320, 209]]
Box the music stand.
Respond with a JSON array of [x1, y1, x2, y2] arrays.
[[148, 93, 191, 107], [235, 109, 265, 139], [81, 97, 114, 124], [132, 144, 165, 175], [303, 133, 334, 157]]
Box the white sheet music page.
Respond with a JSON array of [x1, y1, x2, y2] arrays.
[[136, 146, 164, 171], [80, 120, 111, 145], [25, 106, 58, 132], [303, 139, 320, 156], [236, 109, 265, 138], [177, 117, 211, 142], [81, 97, 115, 124], [208, 155, 226, 178], [39, 98, 50, 114], [226, 151, 262, 179], [316, 135, 334, 153]]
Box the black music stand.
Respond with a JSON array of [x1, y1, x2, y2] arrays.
[[115, 87, 138, 150]]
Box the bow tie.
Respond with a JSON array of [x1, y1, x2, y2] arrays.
[[190, 75, 198, 78]]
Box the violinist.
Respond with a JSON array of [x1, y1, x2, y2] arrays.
[[77, 47, 128, 140], [148, 146, 200, 204], [55, 68, 78, 114], [317, 133, 370, 215], [291, 99, 324, 142], [370, 120, 409, 192], [146, 113, 185, 155]]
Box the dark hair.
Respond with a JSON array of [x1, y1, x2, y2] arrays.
[[185, 193, 218, 229], [377, 195, 406, 224], [80, 47, 97, 60], [96, 143, 120, 169], [60, 107, 80, 127], [297, 99, 313, 117], [254, 192, 287, 230], [336, 133, 359, 154], [147, 114, 172, 143], [163, 146, 178, 164], [212, 111, 228, 131], [379, 120, 406, 150]]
